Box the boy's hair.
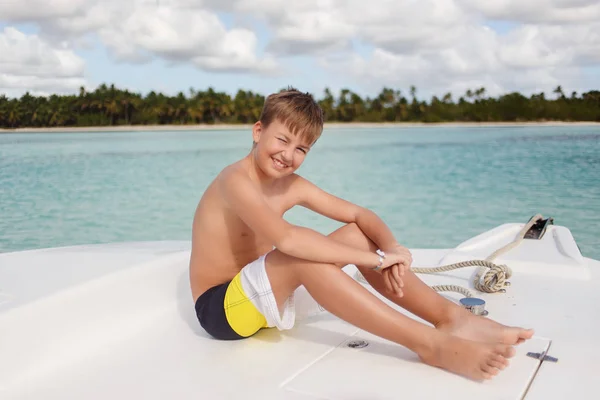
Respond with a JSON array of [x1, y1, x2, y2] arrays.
[[259, 87, 324, 146]]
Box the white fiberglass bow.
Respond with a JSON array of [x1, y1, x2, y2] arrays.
[[0, 220, 598, 400]]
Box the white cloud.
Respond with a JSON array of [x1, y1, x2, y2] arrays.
[[311, 0, 600, 98], [101, 6, 276, 72], [498, 26, 570, 69], [211, 0, 355, 55], [0, 27, 87, 97], [267, 9, 355, 55], [0, 0, 88, 22], [458, 0, 600, 23], [214, 0, 470, 57], [0, 0, 599, 98], [40, 2, 118, 40], [330, 46, 574, 100], [1, 0, 276, 73], [349, 0, 469, 54]]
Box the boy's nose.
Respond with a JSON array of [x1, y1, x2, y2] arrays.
[[281, 150, 292, 163]]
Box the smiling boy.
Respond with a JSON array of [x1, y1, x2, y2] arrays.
[[188, 88, 534, 381]]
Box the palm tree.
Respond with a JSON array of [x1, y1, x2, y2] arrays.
[[553, 86, 564, 100], [475, 87, 486, 101], [318, 88, 335, 122], [336, 88, 355, 122], [6, 100, 22, 128], [1, 82, 599, 128], [409, 86, 417, 103]]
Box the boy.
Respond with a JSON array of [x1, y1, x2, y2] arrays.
[[189, 88, 534, 381]]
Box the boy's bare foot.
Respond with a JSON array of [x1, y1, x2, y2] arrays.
[[419, 333, 515, 381], [437, 309, 535, 345]]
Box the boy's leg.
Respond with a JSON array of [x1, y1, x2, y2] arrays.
[[263, 226, 516, 380], [322, 222, 461, 327], [316, 223, 534, 345], [266, 223, 533, 342]]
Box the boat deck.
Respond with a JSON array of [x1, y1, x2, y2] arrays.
[[0, 224, 598, 399]]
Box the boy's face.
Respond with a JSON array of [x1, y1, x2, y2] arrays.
[[252, 119, 313, 178]]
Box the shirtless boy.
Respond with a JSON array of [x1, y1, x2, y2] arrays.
[[189, 88, 534, 381]]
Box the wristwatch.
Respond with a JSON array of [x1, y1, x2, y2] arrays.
[[373, 249, 386, 271]]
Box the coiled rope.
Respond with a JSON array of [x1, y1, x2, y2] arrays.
[[355, 214, 544, 297]]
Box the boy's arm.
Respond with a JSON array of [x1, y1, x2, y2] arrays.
[[294, 175, 412, 295], [295, 176, 409, 258], [219, 169, 382, 269]]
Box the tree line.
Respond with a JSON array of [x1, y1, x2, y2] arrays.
[[1, 84, 599, 129]]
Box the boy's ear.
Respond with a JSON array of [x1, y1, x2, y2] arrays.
[[252, 121, 262, 145]]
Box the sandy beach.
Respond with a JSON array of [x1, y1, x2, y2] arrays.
[[1, 121, 599, 133]]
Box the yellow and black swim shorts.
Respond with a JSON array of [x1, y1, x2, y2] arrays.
[[195, 273, 269, 340]]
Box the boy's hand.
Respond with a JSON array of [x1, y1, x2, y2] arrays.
[[375, 245, 413, 297], [383, 265, 404, 297], [388, 244, 413, 268]]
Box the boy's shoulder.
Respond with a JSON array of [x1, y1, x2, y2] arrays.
[[217, 161, 244, 180], [216, 161, 255, 185], [216, 164, 321, 210], [217, 160, 308, 190]]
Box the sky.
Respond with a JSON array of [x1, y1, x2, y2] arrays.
[[1, 0, 599, 101]]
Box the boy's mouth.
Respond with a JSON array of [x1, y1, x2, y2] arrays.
[[271, 157, 289, 169]]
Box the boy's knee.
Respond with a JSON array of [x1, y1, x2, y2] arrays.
[[346, 222, 359, 231], [331, 222, 373, 250], [344, 222, 367, 238]]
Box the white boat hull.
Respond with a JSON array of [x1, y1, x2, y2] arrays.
[[1, 224, 598, 399]]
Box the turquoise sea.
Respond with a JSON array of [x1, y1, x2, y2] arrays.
[[1, 125, 599, 260]]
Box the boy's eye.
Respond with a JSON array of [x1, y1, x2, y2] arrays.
[[297, 148, 307, 154], [278, 138, 287, 143]]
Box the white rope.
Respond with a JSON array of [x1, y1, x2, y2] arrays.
[[412, 260, 512, 297], [355, 214, 544, 297]]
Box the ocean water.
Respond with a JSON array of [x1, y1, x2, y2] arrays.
[[1, 125, 599, 260]]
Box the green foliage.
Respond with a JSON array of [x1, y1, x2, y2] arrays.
[[1, 84, 599, 128]]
